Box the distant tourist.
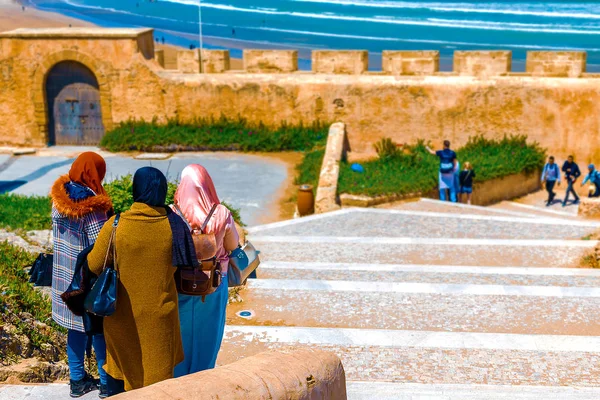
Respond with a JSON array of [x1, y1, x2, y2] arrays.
[[232, 28, 236, 36], [50, 152, 113, 398], [87, 167, 196, 396], [172, 165, 239, 377], [161, 36, 165, 44], [582, 164, 600, 198], [459, 162, 476, 205], [562, 155, 581, 206], [426, 140, 458, 202], [541, 156, 561, 206]]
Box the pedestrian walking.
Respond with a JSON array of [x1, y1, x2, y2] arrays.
[[582, 164, 600, 198], [426, 140, 458, 202], [562, 155, 581, 206], [50, 152, 113, 398], [87, 167, 196, 396], [541, 156, 561, 206], [459, 162, 476, 205], [172, 165, 239, 377]]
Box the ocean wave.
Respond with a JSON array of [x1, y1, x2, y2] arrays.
[[292, 0, 600, 20], [61, 0, 185, 23], [155, 1, 600, 34]]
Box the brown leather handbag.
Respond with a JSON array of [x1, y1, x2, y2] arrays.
[[174, 204, 221, 301]]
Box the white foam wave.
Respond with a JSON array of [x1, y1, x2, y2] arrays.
[[61, 0, 184, 23], [292, 0, 600, 20], [155, 1, 600, 34]]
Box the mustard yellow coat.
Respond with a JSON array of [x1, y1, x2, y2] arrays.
[[88, 203, 183, 391]]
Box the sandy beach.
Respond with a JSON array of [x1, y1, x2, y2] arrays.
[[0, 0, 243, 70]]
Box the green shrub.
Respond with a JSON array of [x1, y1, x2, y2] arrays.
[[338, 136, 546, 197], [0, 242, 65, 363], [0, 194, 52, 231], [0, 176, 245, 231], [294, 148, 325, 194], [100, 116, 329, 153], [374, 138, 401, 160]]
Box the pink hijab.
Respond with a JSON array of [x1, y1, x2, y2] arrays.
[[174, 164, 235, 267]]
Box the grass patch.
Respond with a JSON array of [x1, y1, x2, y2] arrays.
[[294, 148, 325, 194], [0, 176, 246, 231], [0, 242, 66, 363], [100, 116, 329, 153], [338, 136, 546, 197]]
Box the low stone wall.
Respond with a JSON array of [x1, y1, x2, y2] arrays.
[[114, 349, 347, 400], [340, 170, 541, 207], [579, 197, 600, 219], [315, 123, 346, 214]]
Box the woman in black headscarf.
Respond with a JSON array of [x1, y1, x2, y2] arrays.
[[87, 167, 196, 396]]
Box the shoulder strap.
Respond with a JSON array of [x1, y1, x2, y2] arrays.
[[174, 204, 192, 231], [200, 204, 218, 233]]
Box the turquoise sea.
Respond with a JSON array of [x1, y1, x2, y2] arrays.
[[27, 0, 600, 71]]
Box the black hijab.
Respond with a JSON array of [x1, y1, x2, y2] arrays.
[[133, 167, 168, 207], [132, 167, 198, 268]]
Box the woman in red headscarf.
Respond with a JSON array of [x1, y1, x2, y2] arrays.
[[50, 152, 113, 398], [172, 164, 239, 377]]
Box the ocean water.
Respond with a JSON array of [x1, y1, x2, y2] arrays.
[[28, 0, 600, 71]]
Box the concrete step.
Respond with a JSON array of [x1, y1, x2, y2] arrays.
[[492, 200, 581, 220], [218, 325, 600, 386], [346, 382, 600, 400], [258, 261, 600, 287], [227, 279, 600, 335], [253, 237, 594, 268], [249, 208, 599, 240]]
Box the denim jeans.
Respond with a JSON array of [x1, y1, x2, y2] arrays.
[[67, 329, 107, 385], [545, 180, 556, 203], [439, 188, 457, 203], [564, 180, 579, 204]]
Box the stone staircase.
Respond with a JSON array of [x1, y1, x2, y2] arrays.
[[221, 199, 600, 399]]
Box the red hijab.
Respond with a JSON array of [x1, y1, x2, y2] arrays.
[[68, 152, 107, 196]]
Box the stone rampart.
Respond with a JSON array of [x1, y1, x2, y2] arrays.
[[1, 28, 600, 162], [113, 349, 347, 400]]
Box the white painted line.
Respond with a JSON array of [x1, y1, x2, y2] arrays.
[[346, 382, 600, 400], [246, 278, 600, 298], [419, 198, 557, 219], [505, 201, 579, 217], [247, 208, 354, 233], [225, 325, 600, 353], [259, 261, 600, 277], [349, 207, 600, 227], [252, 235, 599, 247]]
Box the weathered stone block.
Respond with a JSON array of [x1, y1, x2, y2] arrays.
[[382, 51, 439, 75], [526, 51, 586, 77], [202, 49, 230, 73], [313, 50, 368, 74], [114, 350, 347, 400], [177, 49, 200, 74], [244, 50, 298, 73], [454, 51, 512, 76], [154, 49, 164, 68], [579, 197, 600, 219], [315, 122, 346, 214]]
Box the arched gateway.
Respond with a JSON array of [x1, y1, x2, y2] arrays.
[[45, 61, 105, 145]]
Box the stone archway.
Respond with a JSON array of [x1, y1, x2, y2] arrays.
[[32, 50, 113, 145]]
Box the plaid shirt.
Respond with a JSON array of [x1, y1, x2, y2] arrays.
[[51, 207, 107, 332]]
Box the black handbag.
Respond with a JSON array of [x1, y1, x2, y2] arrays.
[[84, 215, 120, 317], [29, 253, 53, 287]]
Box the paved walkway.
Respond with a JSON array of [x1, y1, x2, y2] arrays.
[[5, 198, 600, 399], [0, 147, 288, 226]]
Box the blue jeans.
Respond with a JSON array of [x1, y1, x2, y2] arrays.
[[67, 329, 107, 385], [439, 188, 457, 202]]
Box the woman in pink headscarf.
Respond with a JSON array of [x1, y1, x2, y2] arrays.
[[172, 164, 239, 377]]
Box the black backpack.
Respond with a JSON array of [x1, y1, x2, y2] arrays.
[[29, 253, 53, 287]]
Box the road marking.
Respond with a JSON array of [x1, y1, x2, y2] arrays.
[[225, 325, 600, 353], [503, 201, 579, 217], [259, 261, 600, 276], [246, 278, 600, 298], [252, 235, 598, 247]]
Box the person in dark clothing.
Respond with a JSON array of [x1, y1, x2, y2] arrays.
[[458, 162, 475, 205], [562, 155, 581, 206], [582, 164, 600, 198], [541, 156, 561, 206]]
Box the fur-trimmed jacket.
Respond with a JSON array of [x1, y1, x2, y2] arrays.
[[50, 175, 113, 332]]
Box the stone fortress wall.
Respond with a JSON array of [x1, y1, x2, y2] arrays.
[[1, 28, 599, 162]]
